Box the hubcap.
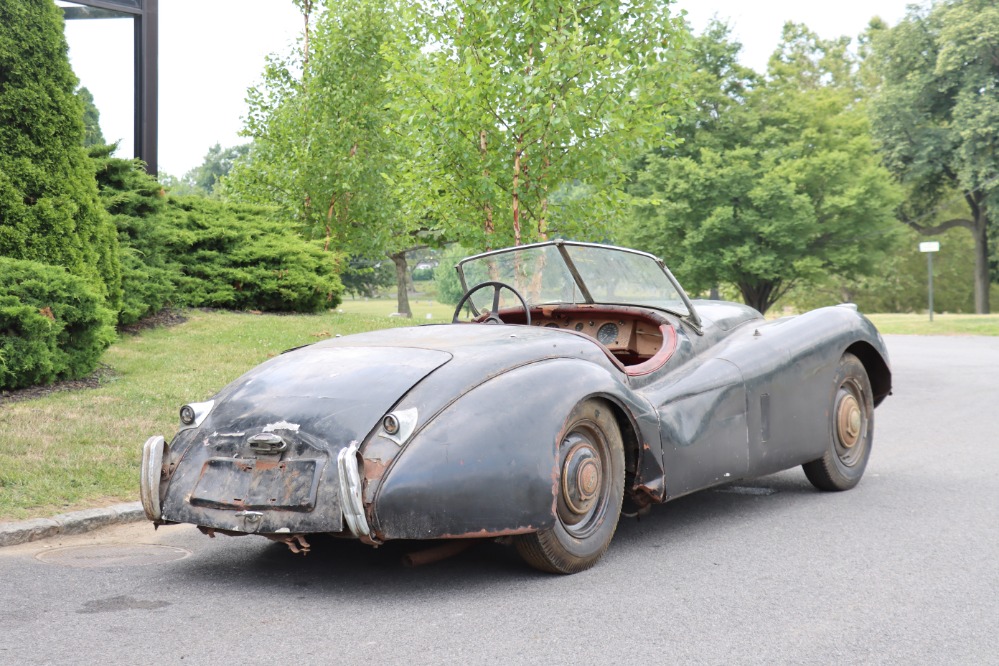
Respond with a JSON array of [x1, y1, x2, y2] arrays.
[[837, 394, 862, 448], [560, 438, 603, 525], [833, 380, 868, 467]]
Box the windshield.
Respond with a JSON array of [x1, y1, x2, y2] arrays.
[[457, 242, 691, 317]]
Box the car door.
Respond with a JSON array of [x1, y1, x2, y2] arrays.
[[642, 327, 750, 499]]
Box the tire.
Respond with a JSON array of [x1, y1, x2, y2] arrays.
[[803, 353, 874, 491], [515, 399, 625, 574]]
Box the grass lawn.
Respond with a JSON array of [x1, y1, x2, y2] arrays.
[[0, 304, 995, 522], [0, 307, 437, 522], [866, 313, 999, 336], [338, 294, 456, 321]]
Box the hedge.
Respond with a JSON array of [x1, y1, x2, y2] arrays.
[[0, 1, 121, 309], [162, 197, 344, 313], [0, 257, 115, 390], [89, 150, 345, 322]]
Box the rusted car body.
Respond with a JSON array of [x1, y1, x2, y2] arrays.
[[141, 241, 891, 573]]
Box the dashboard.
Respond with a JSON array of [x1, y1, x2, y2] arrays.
[[530, 310, 666, 361]]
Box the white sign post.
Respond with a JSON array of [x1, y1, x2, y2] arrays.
[[919, 242, 940, 322]]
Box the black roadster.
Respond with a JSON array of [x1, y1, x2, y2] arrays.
[[141, 241, 891, 573]]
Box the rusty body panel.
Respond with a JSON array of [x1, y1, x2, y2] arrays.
[[141, 241, 891, 573]]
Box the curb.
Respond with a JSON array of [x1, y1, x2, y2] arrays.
[[0, 502, 145, 548]]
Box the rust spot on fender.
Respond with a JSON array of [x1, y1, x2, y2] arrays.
[[631, 478, 665, 504], [364, 458, 389, 482]]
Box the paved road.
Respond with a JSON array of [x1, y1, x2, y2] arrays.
[[1, 335, 997, 665]]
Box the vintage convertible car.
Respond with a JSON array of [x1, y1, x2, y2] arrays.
[[140, 240, 891, 573]]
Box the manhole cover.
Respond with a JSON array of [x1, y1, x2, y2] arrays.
[[36, 544, 191, 568]]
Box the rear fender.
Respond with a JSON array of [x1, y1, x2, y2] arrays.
[[370, 358, 655, 540]]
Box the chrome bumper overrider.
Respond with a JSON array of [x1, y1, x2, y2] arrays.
[[140, 435, 167, 521], [337, 440, 371, 537]]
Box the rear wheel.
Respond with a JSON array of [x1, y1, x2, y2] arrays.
[[803, 353, 874, 491], [516, 399, 624, 574]]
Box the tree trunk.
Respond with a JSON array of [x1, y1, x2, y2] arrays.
[[480, 130, 493, 238], [390, 251, 412, 318], [538, 154, 549, 240], [512, 139, 522, 245], [973, 217, 991, 314], [739, 281, 775, 315]]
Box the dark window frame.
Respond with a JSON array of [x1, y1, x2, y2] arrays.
[[62, 0, 158, 175]]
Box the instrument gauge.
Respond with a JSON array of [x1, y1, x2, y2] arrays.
[[596, 323, 619, 346]]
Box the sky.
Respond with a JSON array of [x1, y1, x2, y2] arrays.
[[61, 0, 921, 178]]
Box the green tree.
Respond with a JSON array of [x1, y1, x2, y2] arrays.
[[433, 243, 474, 306], [867, 0, 999, 314], [789, 225, 999, 314], [183, 142, 250, 196], [388, 0, 691, 249], [341, 258, 394, 298], [228, 0, 403, 258], [77, 86, 105, 147], [627, 23, 900, 314], [0, 0, 121, 309], [157, 171, 199, 197], [227, 0, 421, 312]]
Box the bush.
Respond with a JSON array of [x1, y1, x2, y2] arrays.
[[0, 258, 115, 390], [411, 266, 435, 282], [433, 245, 472, 306], [164, 197, 344, 312], [90, 146, 177, 325], [0, 2, 121, 309], [90, 151, 343, 321], [341, 258, 395, 298]]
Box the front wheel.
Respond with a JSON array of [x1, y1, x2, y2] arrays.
[[515, 399, 624, 574], [803, 353, 874, 491]]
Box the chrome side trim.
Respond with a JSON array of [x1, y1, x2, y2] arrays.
[[337, 441, 370, 537], [140, 435, 167, 521]]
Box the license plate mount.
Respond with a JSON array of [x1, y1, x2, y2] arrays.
[[191, 458, 322, 511]]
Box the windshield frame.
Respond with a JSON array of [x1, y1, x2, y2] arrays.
[[456, 240, 701, 331]]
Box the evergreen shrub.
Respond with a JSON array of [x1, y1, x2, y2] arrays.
[[89, 152, 342, 321], [90, 146, 177, 325], [164, 197, 344, 313], [0, 1, 121, 308], [0, 257, 115, 390]]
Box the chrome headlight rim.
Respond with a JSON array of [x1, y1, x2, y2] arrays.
[[378, 407, 418, 446], [178, 399, 215, 430]]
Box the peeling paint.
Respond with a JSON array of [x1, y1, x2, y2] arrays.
[[263, 421, 301, 433]]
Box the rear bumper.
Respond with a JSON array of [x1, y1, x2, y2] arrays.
[[139, 434, 371, 539]]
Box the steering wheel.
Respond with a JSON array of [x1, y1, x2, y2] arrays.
[[452, 281, 531, 325]]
